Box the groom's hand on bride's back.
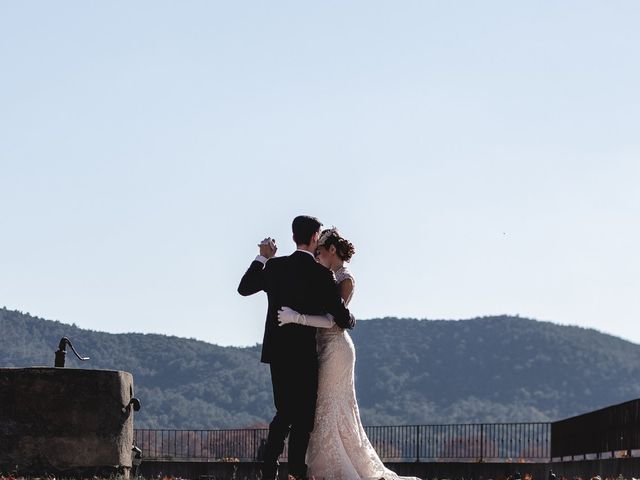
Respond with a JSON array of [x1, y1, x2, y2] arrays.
[[332, 312, 355, 330], [348, 312, 356, 329], [328, 309, 356, 330], [339, 311, 356, 330]]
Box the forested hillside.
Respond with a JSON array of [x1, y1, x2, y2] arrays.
[[2, 307, 639, 428]]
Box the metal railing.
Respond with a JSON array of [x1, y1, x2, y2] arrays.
[[134, 422, 551, 462], [551, 398, 640, 460]]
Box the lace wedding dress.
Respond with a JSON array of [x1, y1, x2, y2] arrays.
[[306, 267, 418, 480]]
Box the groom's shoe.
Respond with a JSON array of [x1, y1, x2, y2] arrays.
[[261, 462, 278, 480]]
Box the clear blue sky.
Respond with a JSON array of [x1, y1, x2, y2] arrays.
[[1, 1, 639, 346]]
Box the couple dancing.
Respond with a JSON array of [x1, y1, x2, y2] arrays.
[[238, 215, 416, 480]]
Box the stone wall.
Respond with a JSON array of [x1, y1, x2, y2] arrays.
[[0, 367, 136, 477]]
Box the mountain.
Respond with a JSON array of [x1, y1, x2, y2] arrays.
[[2, 307, 640, 428]]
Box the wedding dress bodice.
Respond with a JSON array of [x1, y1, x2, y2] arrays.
[[334, 266, 355, 306], [319, 266, 355, 336]]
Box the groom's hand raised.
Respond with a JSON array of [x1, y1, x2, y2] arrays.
[[258, 237, 277, 259]]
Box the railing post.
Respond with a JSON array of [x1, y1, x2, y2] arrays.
[[253, 428, 258, 461], [480, 424, 484, 462], [416, 425, 420, 462]]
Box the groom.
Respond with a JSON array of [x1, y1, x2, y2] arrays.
[[238, 215, 355, 480]]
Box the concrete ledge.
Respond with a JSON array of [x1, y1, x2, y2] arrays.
[[0, 367, 135, 477]]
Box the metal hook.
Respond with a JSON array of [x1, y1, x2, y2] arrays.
[[54, 336, 90, 367], [122, 397, 142, 414]]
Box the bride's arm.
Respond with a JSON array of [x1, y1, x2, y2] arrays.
[[278, 307, 335, 328], [339, 278, 353, 304], [278, 278, 355, 329]]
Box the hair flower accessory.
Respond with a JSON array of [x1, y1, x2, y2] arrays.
[[318, 227, 339, 247]]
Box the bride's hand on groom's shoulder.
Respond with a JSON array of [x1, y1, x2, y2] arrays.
[[258, 237, 277, 259]]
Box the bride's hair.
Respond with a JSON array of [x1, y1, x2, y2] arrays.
[[318, 228, 355, 262]]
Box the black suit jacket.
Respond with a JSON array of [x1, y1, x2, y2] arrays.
[[238, 251, 355, 364]]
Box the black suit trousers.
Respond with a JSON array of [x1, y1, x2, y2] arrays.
[[263, 357, 319, 479]]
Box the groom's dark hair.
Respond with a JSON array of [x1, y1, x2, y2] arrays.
[[292, 215, 322, 246]]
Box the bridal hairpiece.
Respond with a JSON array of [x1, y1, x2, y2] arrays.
[[318, 227, 339, 246]]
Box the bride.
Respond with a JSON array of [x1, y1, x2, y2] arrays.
[[278, 228, 418, 480]]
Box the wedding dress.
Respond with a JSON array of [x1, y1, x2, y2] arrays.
[[304, 266, 418, 480]]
